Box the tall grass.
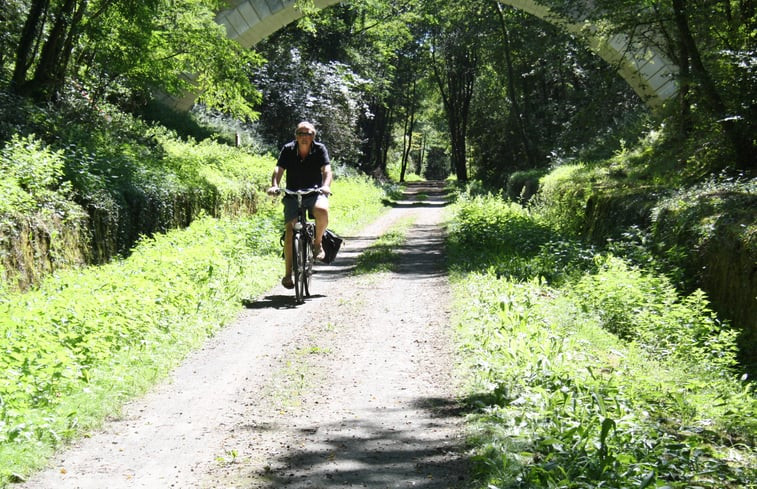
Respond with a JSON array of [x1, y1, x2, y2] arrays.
[[447, 192, 756, 488]]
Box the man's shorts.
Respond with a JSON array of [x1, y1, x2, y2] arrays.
[[283, 193, 329, 223]]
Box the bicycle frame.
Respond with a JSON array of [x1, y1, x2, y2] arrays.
[[280, 188, 320, 303]]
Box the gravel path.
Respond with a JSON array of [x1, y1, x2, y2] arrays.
[[18, 181, 470, 489]]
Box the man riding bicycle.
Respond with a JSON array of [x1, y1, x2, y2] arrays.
[[267, 121, 333, 290]]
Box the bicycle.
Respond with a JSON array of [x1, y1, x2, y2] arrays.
[[275, 187, 324, 303]]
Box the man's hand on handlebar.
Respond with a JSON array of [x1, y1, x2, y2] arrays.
[[267, 186, 280, 196]]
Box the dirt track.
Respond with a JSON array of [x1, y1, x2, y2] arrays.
[[18, 181, 470, 489]]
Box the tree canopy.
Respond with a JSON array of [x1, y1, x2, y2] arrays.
[[3, 0, 262, 119], [1, 0, 753, 180]]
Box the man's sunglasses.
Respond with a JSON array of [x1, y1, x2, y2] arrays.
[[296, 131, 314, 136]]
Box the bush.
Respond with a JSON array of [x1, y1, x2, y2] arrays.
[[448, 193, 552, 257], [506, 168, 546, 204], [572, 256, 740, 374], [0, 135, 79, 216], [650, 175, 757, 363], [0, 215, 281, 484], [0, 87, 276, 272], [0, 135, 90, 287], [531, 163, 593, 236], [448, 194, 757, 488]]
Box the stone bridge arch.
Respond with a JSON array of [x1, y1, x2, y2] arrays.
[[166, 0, 678, 111]]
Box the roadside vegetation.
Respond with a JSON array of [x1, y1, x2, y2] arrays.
[[0, 167, 389, 486], [446, 188, 756, 488]]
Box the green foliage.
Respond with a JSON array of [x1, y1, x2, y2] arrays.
[[531, 164, 593, 236], [0, 135, 79, 217], [447, 192, 756, 489], [650, 175, 757, 282], [447, 190, 600, 285], [549, 0, 755, 172], [0, 134, 90, 287], [423, 146, 451, 181], [505, 169, 545, 204], [468, 5, 645, 181], [6, 0, 262, 118], [326, 176, 394, 235], [572, 256, 740, 373], [446, 192, 555, 272], [0, 88, 273, 272], [386, 158, 423, 183]]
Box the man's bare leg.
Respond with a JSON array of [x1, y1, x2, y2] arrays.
[[312, 204, 329, 258]]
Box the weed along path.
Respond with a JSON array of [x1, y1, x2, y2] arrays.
[[19, 181, 470, 489]]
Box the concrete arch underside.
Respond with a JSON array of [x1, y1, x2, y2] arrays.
[[166, 0, 679, 111]]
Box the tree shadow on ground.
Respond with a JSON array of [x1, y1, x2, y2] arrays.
[[317, 225, 447, 281], [382, 181, 453, 209], [244, 397, 473, 489]]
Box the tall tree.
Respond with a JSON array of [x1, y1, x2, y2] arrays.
[[494, 1, 536, 168], [11, 0, 51, 91], [28, 0, 87, 101], [550, 0, 756, 171], [428, 22, 478, 182], [670, 0, 753, 169], [7, 0, 262, 119]]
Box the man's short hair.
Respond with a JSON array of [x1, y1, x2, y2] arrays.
[[295, 121, 317, 137]]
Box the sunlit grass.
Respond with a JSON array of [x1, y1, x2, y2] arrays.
[[447, 192, 757, 489]]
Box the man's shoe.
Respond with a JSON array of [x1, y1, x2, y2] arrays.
[[281, 276, 294, 289]]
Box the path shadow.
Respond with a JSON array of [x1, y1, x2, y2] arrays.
[[316, 222, 448, 282], [243, 396, 471, 488], [383, 180, 453, 209], [382, 198, 449, 208]]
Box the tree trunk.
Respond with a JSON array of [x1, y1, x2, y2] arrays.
[[29, 0, 80, 101], [57, 0, 88, 101], [676, 25, 692, 137], [362, 99, 390, 176], [400, 114, 410, 182], [495, 2, 536, 168], [672, 0, 754, 169], [12, 0, 50, 90], [378, 106, 394, 178], [416, 134, 425, 176], [431, 32, 476, 183], [400, 79, 417, 183]]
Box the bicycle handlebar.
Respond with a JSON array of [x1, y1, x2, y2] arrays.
[[272, 187, 331, 197]]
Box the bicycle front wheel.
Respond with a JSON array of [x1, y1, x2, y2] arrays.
[[292, 231, 309, 303], [303, 224, 315, 297]]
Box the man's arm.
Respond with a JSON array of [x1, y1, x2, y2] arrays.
[[267, 166, 285, 194], [320, 164, 333, 195]]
